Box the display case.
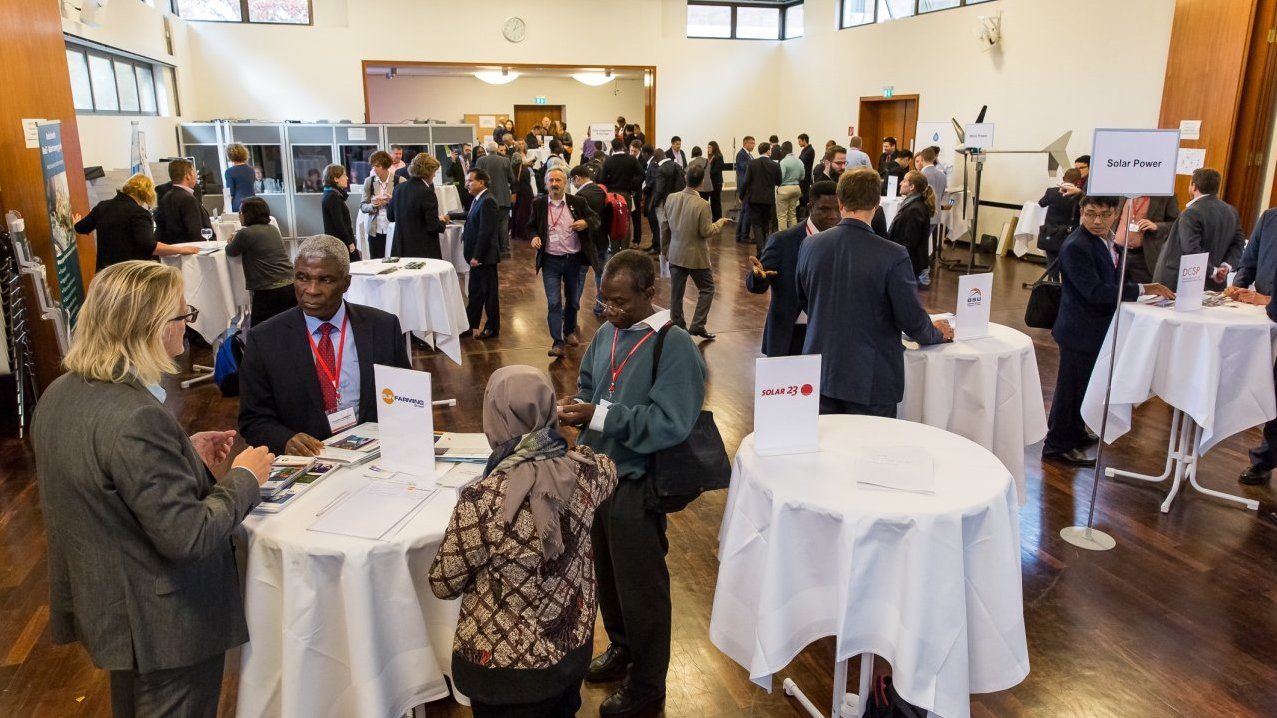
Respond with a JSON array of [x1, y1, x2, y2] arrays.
[[227, 123, 290, 236]]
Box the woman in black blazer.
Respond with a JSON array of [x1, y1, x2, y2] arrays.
[[74, 174, 199, 270], [320, 164, 358, 259], [888, 170, 936, 283], [705, 140, 726, 222], [388, 153, 447, 259]]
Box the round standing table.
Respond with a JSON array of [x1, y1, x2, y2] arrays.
[[236, 468, 462, 718], [710, 415, 1029, 718], [900, 322, 1047, 503], [345, 257, 469, 364], [161, 241, 249, 344]]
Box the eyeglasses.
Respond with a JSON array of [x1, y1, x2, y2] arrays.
[[1081, 210, 1117, 221], [170, 304, 199, 324]]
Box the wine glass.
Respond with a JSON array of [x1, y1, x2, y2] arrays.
[[201, 228, 213, 242]]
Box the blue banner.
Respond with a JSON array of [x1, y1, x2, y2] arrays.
[[38, 121, 83, 328]]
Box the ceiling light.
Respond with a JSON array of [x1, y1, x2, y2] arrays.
[[572, 72, 612, 87], [474, 69, 518, 85]]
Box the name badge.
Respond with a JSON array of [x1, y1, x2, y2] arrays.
[[1128, 222, 1141, 233], [327, 406, 357, 434]]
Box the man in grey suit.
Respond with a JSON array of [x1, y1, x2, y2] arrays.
[[1153, 168, 1244, 291], [31, 260, 273, 717], [477, 141, 516, 255], [662, 163, 730, 339]]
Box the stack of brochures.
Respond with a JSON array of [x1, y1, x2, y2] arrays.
[[319, 423, 382, 466], [434, 432, 492, 464], [291, 460, 337, 494], [261, 456, 314, 498]]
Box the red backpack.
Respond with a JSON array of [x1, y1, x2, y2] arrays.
[[597, 184, 631, 245]]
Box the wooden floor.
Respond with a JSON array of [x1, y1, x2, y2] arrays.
[[2, 225, 1276, 718]]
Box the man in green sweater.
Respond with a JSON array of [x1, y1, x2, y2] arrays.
[[557, 249, 706, 718]]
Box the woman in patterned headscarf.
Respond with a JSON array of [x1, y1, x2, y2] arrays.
[[430, 365, 617, 717]]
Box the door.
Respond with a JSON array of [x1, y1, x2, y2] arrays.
[[513, 104, 564, 139], [858, 96, 919, 166]]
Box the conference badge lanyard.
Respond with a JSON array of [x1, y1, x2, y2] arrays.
[[306, 315, 356, 434], [607, 325, 658, 403]]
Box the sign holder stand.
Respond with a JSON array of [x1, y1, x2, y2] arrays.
[[939, 147, 991, 274]]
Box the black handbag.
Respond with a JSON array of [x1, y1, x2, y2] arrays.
[[864, 675, 927, 718], [644, 324, 732, 513], [1024, 260, 1062, 329]]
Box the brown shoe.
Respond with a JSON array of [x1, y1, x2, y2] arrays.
[[548, 344, 565, 358], [565, 331, 580, 346]]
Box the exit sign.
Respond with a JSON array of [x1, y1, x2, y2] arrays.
[[883, 86, 894, 98], [535, 96, 547, 105]]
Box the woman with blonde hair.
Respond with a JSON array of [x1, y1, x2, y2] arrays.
[[431, 365, 617, 718], [31, 260, 273, 717], [887, 169, 937, 285], [224, 142, 257, 211], [388, 152, 447, 258], [74, 173, 198, 271]]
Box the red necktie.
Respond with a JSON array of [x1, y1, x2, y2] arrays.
[[316, 322, 338, 413]]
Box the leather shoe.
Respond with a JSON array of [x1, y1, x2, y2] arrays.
[[459, 329, 474, 338], [1043, 448, 1096, 467], [599, 681, 664, 718], [586, 644, 631, 683], [547, 344, 565, 358], [476, 328, 499, 339], [565, 331, 581, 346], [689, 328, 716, 340], [1239, 466, 1271, 485]]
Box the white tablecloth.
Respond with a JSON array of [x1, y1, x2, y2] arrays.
[[345, 258, 468, 364], [710, 416, 1028, 718], [1011, 201, 1048, 258], [1081, 301, 1277, 453], [162, 242, 249, 343], [237, 468, 462, 718], [442, 223, 469, 276], [436, 184, 463, 214], [900, 323, 1046, 502]]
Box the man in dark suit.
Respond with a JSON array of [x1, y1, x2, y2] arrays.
[[1230, 206, 1277, 297], [240, 234, 411, 455], [476, 142, 516, 255], [746, 180, 841, 356], [155, 158, 210, 244], [735, 136, 756, 244], [649, 149, 686, 255], [571, 165, 612, 316], [1036, 167, 1084, 277], [1044, 195, 1174, 466], [741, 141, 781, 254], [797, 169, 954, 416], [877, 136, 898, 177], [797, 133, 815, 216], [641, 147, 663, 251], [528, 166, 601, 357], [1153, 168, 1244, 291], [599, 138, 644, 249], [882, 150, 910, 195], [1229, 249, 1277, 485], [667, 135, 688, 169], [462, 168, 501, 338]]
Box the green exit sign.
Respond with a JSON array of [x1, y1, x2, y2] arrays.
[[883, 86, 894, 98], [535, 96, 547, 105]]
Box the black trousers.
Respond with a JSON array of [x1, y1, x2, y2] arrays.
[[591, 477, 670, 691], [109, 653, 224, 718], [1044, 344, 1100, 454], [1250, 359, 1277, 470], [466, 264, 500, 332], [646, 199, 661, 250], [701, 190, 723, 222], [818, 395, 897, 418], [630, 193, 644, 246], [750, 202, 775, 255], [469, 678, 583, 718], [250, 284, 298, 328], [788, 323, 807, 356], [368, 232, 388, 259], [735, 191, 752, 242]]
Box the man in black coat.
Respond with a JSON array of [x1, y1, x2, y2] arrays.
[[528, 167, 601, 357], [155, 158, 210, 245], [1153, 168, 1244, 292], [1036, 168, 1084, 278], [239, 235, 410, 455], [571, 165, 612, 316], [462, 168, 502, 338], [599, 139, 644, 248], [741, 141, 781, 253], [649, 149, 686, 255], [797, 133, 815, 216]]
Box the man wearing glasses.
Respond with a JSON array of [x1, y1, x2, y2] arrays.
[[1042, 195, 1175, 467]]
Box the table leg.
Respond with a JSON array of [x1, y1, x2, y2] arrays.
[[1106, 407, 1182, 485], [1184, 421, 1260, 511], [782, 652, 874, 718], [179, 364, 216, 389], [855, 655, 872, 717]]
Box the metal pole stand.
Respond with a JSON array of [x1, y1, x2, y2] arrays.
[[782, 653, 874, 718], [939, 149, 992, 274], [1106, 407, 1259, 512]]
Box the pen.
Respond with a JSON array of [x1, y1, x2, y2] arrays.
[[315, 490, 350, 517]]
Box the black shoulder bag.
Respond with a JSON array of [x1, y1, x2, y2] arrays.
[[1023, 259, 1062, 329], [645, 324, 732, 512]]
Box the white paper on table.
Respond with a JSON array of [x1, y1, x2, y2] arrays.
[[1175, 252, 1208, 312], [753, 355, 821, 456], [954, 272, 993, 340], [886, 175, 899, 198], [437, 462, 485, 489], [348, 259, 388, 275], [434, 432, 492, 461], [375, 365, 436, 478], [854, 446, 935, 494], [307, 480, 433, 541]]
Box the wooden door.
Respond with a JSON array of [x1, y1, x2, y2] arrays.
[[858, 96, 919, 163], [513, 105, 564, 138]]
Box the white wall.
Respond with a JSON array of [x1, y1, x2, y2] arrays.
[[365, 75, 647, 145], [783, 0, 1176, 232]]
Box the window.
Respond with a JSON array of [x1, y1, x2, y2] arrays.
[[687, 2, 804, 41], [65, 41, 171, 116], [176, 0, 311, 24], [840, 0, 994, 29]]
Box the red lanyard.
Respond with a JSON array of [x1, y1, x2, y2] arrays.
[[549, 200, 570, 232], [305, 314, 348, 398], [609, 326, 657, 395]]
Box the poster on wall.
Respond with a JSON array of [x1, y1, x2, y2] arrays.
[[38, 121, 84, 328], [915, 121, 958, 174], [130, 121, 152, 179]]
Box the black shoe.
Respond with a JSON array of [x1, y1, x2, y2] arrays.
[[459, 329, 474, 338], [476, 328, 499, 339], [1043, 448, 1096, 467], [689, 328, 716, 340], [1239, 466, 1272, 485], [586, 644, 631, 683], [1084, 428, 1100, 444], [599, 682, 664, 718]]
